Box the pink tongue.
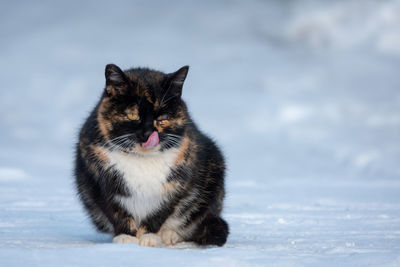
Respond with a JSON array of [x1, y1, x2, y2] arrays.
[[142, 131, 159, 149]]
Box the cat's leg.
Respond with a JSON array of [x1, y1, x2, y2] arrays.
[[76, 149, 139, 240], [138, 233, 162, 247], [111, 216, 139, 244], [80, 187, 140, 244], [91, 200, 140, 244], [136, 204, 178, 247], [113, 234, 139, 244], [109, 209, 140, 245], [156, 212, 194, 246], [159, 229, 183, 246], [112, 219, 141, 245], [85, 193, 140, 245], [133, 225, 162, 247], [112, 221, 139, 245]]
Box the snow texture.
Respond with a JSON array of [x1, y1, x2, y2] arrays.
[[1, 0, 400, 266]]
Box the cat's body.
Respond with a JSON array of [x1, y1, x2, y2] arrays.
[[74, 64, 228, 247]]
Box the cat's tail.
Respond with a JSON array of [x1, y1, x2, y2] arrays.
[[192, 214, 229, 246]]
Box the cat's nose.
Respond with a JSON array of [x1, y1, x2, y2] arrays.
[[142, 129, 155, 141], [141, 115, 155, 141]]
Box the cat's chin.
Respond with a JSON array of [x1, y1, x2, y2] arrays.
[[130, 143, 162, 156], [113, 144, 163, 157]]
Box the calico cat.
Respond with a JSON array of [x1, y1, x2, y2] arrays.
[[74, 64, 229, 247]]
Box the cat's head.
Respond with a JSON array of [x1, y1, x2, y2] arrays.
[[97, 64, 190, 154]]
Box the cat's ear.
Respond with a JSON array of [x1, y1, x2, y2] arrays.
[[167, 66, 189, 98], [105, 64, 128, 96]]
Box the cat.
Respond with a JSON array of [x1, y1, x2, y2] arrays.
[[74, 63, 229, 247]]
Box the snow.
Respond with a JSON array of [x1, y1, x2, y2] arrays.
[[1, 0, 400, 266]]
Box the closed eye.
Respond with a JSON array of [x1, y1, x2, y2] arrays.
[[157, 114, 169, 121]]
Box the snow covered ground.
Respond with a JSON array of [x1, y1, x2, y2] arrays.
[[1, 0, 400, 266]]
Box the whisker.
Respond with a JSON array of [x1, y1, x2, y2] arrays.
[[164, 133, 183, 139], [165, 138, 180, 143], [103, 133, 137, 152], [108, 133, 135, 143]]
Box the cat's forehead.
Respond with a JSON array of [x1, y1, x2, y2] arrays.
[[117, 90, 162, 112], [125, 70, 165, 86], [124, 70, 166, 101]]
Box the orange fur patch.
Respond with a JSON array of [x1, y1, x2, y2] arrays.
[[143, 90, 153, 104], [137, 226, 147, 238], [174, 136, 190, 167], [105, 85, 116, 96], [162, 181, 181, 195], [90, 145, 108, 162], [154, 120, 171, 133], [97, 98, 113, 139]]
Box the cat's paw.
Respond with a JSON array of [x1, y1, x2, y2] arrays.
[[113, 234, 139, 244], [139, 233, 162, 247], [161, 229, 182, 246]]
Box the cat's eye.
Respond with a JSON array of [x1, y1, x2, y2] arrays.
[[158, 114, 169, 121], [127, 113, 139, 121]]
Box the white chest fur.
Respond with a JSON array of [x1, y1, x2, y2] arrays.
[[106, 149, 179, 224]]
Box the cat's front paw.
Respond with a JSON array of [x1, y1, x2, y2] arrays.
[[139, 233, 162, 247], [160, 229, 182, 246], [113, 234, 139, 244]]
